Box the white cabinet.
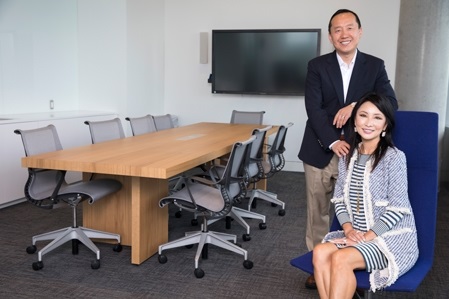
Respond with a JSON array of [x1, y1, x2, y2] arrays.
[[0, 112, 117, 208]]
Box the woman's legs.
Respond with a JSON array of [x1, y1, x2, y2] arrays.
[[313, 244, 366, 299], [329, 247, 365, 298], [313, 243, 337, 298]]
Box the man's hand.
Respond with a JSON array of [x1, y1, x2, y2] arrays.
[[333, 105, 355, 128], [332, 140, 350, 157]]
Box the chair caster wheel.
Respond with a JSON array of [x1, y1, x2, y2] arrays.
[[158, 254, 168, 264], [259, 222, 267, 230], [243, 234, 251, 241], [113, 243, 123, 252], [175, 211, 182, 218], [243, 260, 253, 269], [191, 219, 198, 226], [27, 245, 37, 254], [91, 259, 100, 269], [271, 203, 277, 207], [32, 261, 43, 271], [194, 268, 205, 278], [278, 209, 286, 216]]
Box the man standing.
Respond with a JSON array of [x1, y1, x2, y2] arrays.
[[298, 9, 397, 289]]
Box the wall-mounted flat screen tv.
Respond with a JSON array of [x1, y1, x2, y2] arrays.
[[211, 29, 321, 96]]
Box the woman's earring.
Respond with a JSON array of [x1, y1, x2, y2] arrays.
[[354, 127, 357, 133], [381, 131, 386, 137]]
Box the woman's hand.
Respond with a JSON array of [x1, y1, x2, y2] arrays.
[[345, 229, 366, 244]]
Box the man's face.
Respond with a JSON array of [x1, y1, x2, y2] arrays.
[[328, 12, 362, 57]]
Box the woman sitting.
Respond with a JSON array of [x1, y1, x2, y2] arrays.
[[312, 93, 418, 298]]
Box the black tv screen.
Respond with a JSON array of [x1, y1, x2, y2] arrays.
[[211, 29, 321, 96]]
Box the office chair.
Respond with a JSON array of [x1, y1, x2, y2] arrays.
[[125, 114, 157, 136], [247, 122, 293, 215], [201, 126, 273, 241], [84, 117, 125, 143], [158, 135, 256, 278], [152, 113, 208, 216], [15, 125, 123, 271], [217, 109, 265, 166], [153, 114, 175, 131], [230, 110, 265, 124], [290, 111, 439, 298]]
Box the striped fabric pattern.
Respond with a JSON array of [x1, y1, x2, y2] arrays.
[[356, 241, 388, 271], [350, 160, 368, 231], [327, 147, 418, 291]]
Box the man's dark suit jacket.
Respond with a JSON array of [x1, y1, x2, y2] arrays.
[[298, 50, 397, 169]]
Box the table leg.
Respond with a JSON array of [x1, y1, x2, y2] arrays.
[[131, 176, 168, 264], [83, 175, 169, 265]]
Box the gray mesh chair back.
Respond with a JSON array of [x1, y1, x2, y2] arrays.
[[247, 126, 272, 180], [206, 127, 270, 240], [247, 123, 293, 216], [125, 115, 157, 136], [84, 118, 125, 143], [157, 135, 256, 278], [14, 125, 123, 270], [19, 124, 63, 155], [153, 114, 174, 131], [218, 135, 255, 207], [264, 122, 293, 177], [15, 125, 65, 208], [230, 110, 265, 124]]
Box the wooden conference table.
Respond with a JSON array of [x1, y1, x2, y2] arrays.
[[21, 122, 275, 265]]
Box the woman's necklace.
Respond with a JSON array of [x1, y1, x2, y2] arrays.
[[355, 147, 369, 214], [356, 180, 362, 213]]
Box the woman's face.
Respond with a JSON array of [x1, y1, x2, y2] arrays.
[[354, 101, 387, 143]]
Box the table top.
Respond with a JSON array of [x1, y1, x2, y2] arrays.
[[21, 122, 274, 179]]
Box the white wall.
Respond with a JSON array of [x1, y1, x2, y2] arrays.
[[126, 0, 166, 117], [73, 0, 167, 117], [0, 0, 78, 112], [77, 0, 127, 114], [163, 0, 400, 171], [0, 0, 400, 171]]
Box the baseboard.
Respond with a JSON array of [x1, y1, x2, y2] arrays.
[[283, 160, 304, 172], [0, 197, 26, 210]]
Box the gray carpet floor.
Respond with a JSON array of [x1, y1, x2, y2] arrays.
[[0, 171, 448, 298]]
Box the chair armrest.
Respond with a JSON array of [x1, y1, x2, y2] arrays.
[[190, 176, 216, 186]]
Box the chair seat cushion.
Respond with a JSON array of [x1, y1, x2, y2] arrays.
[[59, 179, 122, 204], [160, 182, 225, 212], [290, 252, 432, 292]]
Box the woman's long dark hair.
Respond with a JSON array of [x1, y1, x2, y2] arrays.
[[347, 93, 396, 171]]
